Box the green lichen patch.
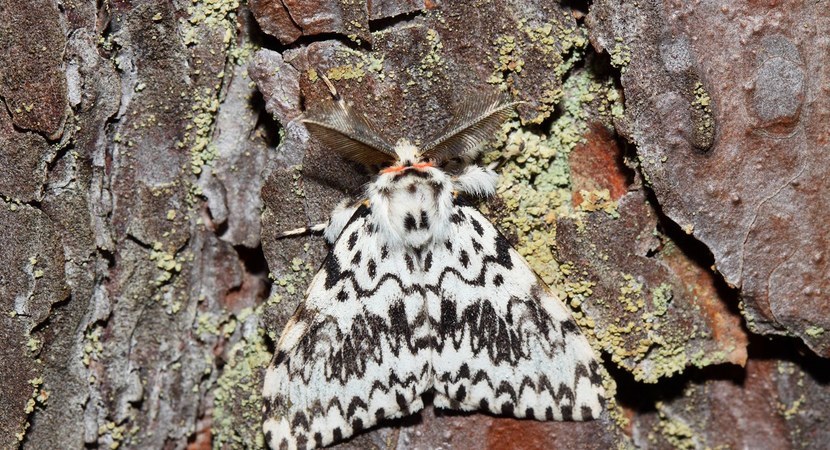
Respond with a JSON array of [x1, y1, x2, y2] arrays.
[[609, 37, 632, 70], [211, 308, 272, 449], [149, 241, 184, 285], [487, 68, 624, 288], [322, 48, 386, 83], [649, 403, 699, 450], [97, 419, 137, 450], [487, 17, 589, 123], [83, 326, 104, 366], [690, 81, 714, 149], [177, 0, 243, 176], [181, 0, 240, 46]]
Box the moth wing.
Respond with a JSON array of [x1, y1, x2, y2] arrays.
[[426, 203, 604, 420], [263, 206, 432, 450]]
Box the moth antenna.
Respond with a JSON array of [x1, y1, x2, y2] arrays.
[[422, 91, 520, 164], [300, 73, 397, 166], [318, 71, 342, 103]]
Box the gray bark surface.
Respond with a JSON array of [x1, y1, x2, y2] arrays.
[[0, 1, 827, 449]]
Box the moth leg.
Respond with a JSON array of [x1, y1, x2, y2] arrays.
[[276, 223, 328, 238], [275, 200, 361, 244], [452, 165, 499, 198]]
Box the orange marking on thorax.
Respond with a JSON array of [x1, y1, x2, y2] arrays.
[[380, 165, 405, 174], [380, 162, 433, 174]]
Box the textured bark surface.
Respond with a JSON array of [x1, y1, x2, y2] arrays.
[[0, 1, 827, 449]]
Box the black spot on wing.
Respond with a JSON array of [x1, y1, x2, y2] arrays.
[[459, 363, 470, 379], [419, 210, 430, 229], [323, 252, 342, 290], [273, 350, 288, 366], [367, 258, 376, 279], [424, 251, 433, 272], [588, 360, 603, 385], [459, 250, 469, 268], [403, 213, 417, 232], [561, 318, 579, 335], [581, 405, 596, 420], [396, 393, 410, 414], [471, 217, 484, 235], [561, 404, 573, 421], [381, 245, 389, 260], [336, 290, 348, 302], [493, 274, 503, 286], [351, 250, 362, 266], [493, 232, 513, 269], [347, 230, 358, 250], [455, 385, 466, 401]]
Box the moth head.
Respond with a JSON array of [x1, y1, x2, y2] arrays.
[[393, 138, 420, 165], [301, 85, 518, 173]]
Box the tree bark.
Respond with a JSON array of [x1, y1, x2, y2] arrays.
[[1, 1, 828, 449]]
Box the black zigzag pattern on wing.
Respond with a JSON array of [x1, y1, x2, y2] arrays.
[[431, 295, 570, 362], [428, 203, 605, 423], [267, 362, 432, 435], [277, 305, 431, 385]]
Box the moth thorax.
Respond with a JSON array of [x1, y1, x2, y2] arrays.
[[371, 167, 453, 248]]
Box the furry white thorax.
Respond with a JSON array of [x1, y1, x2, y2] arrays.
[[363, 152, 499, 249], [367, 166, 454, 248]]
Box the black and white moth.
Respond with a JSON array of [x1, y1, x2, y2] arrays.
[[263, 82, 605, 450]]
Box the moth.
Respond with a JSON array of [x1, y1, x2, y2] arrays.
[[262, 79, 605, 450]]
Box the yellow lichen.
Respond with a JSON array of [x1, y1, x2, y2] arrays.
[[212, 308, 272, 449], [149, 242, 183, 285], [609, 37, 632, 70]]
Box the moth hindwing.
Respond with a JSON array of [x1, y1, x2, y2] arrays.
[[264, 91, 603, 450]]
